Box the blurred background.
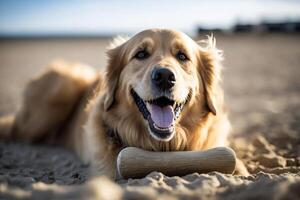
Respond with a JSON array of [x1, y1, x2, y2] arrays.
[[1, 0, 300, 36], [0, 0, 299, 139]]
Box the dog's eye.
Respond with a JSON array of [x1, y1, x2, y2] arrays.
[[134, 50, 149, 60], [176, 51, 189, 61]]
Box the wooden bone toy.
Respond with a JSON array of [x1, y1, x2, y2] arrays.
[[117, 147, 236, 179]]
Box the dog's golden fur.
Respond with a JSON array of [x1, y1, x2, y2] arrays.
[[0, 29, 234, 178]]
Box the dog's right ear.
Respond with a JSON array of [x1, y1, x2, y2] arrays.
[[103, 44, 126, 111]]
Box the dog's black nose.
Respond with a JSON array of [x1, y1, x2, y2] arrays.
[[151, 68, 176, 91]]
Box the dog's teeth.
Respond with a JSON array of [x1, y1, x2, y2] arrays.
[[153, 123, 173, 131], [146, 102, 151, 111]]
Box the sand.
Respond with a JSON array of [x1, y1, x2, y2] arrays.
[[0, 33, 299, 199]]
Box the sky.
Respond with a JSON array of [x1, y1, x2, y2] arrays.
[[0, 0, 300, 36]]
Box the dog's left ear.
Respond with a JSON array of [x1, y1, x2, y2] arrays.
[[103, 41, 127, 111], [197, 36, 223, 116]]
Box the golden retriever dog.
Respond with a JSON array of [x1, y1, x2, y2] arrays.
[[0, 29, 247, 179]]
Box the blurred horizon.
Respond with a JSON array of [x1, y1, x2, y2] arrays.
[[1, 0, 300, 37]]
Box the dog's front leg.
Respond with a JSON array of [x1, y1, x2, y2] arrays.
[[81, 116, 121, 179], [90, 155, 118, 179]]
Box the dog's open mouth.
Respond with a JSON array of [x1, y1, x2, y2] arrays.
[[131, 89, 187, 141]]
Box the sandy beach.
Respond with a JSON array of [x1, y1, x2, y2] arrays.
[[0, 33, 299, 199]]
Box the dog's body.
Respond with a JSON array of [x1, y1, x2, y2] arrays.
[[0, 29, 233, 178]]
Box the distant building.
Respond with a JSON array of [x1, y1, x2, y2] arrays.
[[197, 20, 300, 36], [232, 24, 255, 33], [259, 22, 300, 32], [197, 27, 227, 36]]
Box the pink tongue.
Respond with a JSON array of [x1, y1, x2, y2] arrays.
[[149, 104, 174, 128]]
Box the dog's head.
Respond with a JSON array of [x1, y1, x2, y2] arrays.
[[103, 29, 222, 144]]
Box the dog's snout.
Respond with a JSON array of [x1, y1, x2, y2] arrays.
[[151, 67, 176, 91]]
